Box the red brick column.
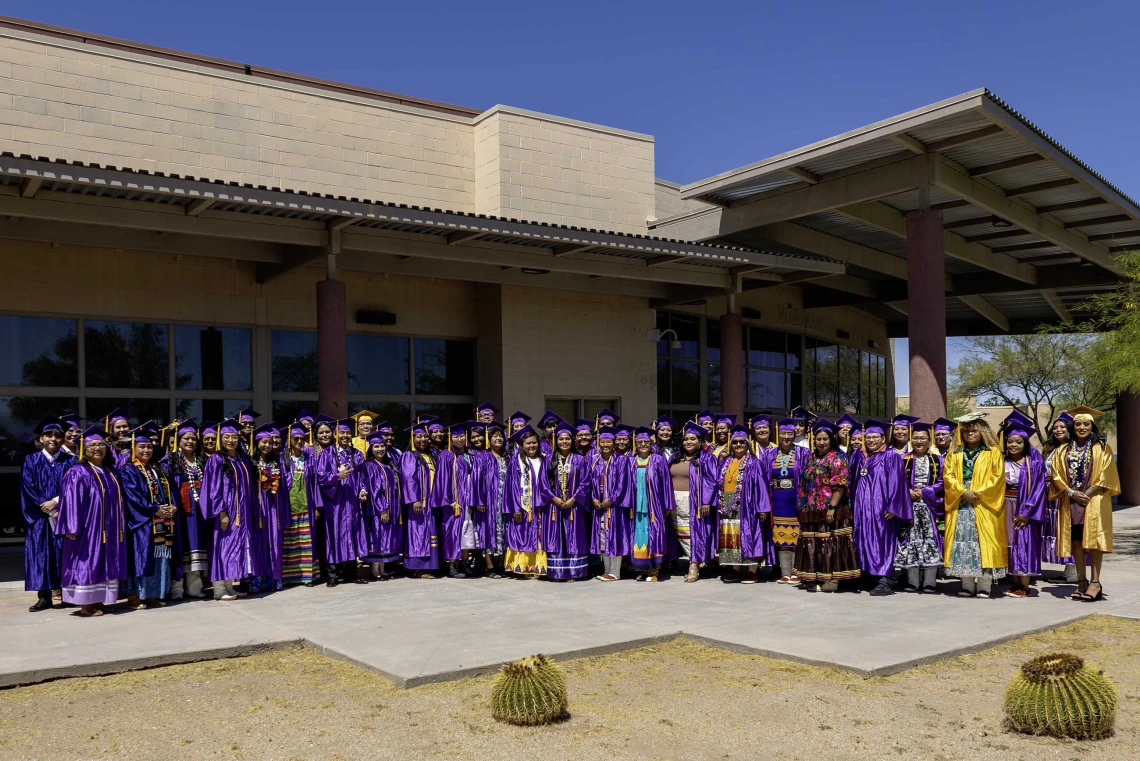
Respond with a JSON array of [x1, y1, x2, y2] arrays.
[[720, 311, 744, 418], [906, 209, 946, 420], [317, 277, 347, 418]]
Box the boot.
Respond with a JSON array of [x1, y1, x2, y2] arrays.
[[869, 576, 894, 596], [448, 560, 467, 579], [921, 567, 938, 593], [29, 590, 52, 612]]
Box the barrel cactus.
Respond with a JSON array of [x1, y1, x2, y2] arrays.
[[490, 654, 569, 726], [1004, 653, 1116, 740]]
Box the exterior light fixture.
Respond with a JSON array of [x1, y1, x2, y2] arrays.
[[520, 268, 550, 275], [646, 328, 682, 350]]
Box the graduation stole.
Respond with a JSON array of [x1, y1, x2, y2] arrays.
[[133, 460, 174, 547], [177, 453, 204, 515], [552, 454, 574, 523], [519, 453, 534, 522], [228, 455, 258, 529], [718, 455, 746, 516], [636, 455, 657, 524], [89, 463, 125, 544], [904, 453, 942, 495], [416, 449, 436, 499]]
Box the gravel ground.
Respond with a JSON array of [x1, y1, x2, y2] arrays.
[[0, 615, 1137, 761]]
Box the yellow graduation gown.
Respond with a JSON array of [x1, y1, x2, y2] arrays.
[[351, 436, 369, 454], [1049, 442, 1119, 555], [942, 447, 1007, 569]]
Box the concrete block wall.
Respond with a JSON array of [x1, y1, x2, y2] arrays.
[[498, 284, 657, 424], [653, 178, 715, 222]]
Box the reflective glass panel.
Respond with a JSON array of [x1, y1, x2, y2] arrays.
[[85, 321, 169, 389], [671, 361, 700, 406], [414, 339, 474, 395], [271, 331, 318, 393], [174, 326, 252, 391], [0, 316, 77, 387]]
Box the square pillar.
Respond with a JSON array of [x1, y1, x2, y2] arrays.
[[1118, 391, 1140, 505], [317, 273, 347, 418], [906, 209, 946, 420], [720, 311, 744, 418]]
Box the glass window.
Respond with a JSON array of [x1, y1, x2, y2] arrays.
[[862, 351, 874, 385], [582, 399, 620, 421], [813, 342, 838, 378], [671, 361, 700, 406], [544, 399, 578, 424], [413, 402, 475, 428], [350, 401, 412, 433], [414, 339, 474, 395], [670, 314, 700, 359], [706, 319, 720, 362], [0, 396, 80, 466], [0, 316, 77, 387], [272, 399, 316, 427], [840, 381, 859, 414], [839, 346, 860, 383], [788, 372, 803, 409], [657, 359, 669, 405], [748, 369, 785, 410], [348, 335, 410, 395], [271, 330, 318, 393], [748, 327, 785, 369], [175, 398, 252, 424], [707, 362, 721, 407], [84, 321, 169, 389], [803, 338, 817, 373], [174, 326, 252, 391], [786, 334, 802, 372], [877, 355, 886, 386], [87, 398, 171, 428]]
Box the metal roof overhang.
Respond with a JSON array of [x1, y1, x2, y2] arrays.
[[0, 153, 843, 304], [650, 89, 1131, 334]]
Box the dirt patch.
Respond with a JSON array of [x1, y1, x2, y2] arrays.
[[1, 615, 1137, 761]]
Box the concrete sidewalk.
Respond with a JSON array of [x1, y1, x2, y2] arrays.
[[3, 506, 1138, 688]]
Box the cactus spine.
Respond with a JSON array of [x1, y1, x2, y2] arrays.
[[490, 654, 569, 726], [1004, 653, 1116, 740]]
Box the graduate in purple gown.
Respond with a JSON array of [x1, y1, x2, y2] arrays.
[[474, 421, 510, 577], [282, 423, 322, 586], [165, 419, 211, 598], [727, 426, 772, 582], [98, 407, 133, 468], [21, 416, 75, 612], [544, 422, 592, 581], [120, 423, 179, 608], [536, 410, 563, 457], [315, 418, 368, 586], [199, 418, 261, 601], [400, 420, 441, 578], [652, 415, 677, 460], [590, 427, 632, 581], [894, 422, 945, 593], [675, 422, 719, 583], [56, 426, 127, 616], [434, 422, 479, 579], [251, 423, 289, 591], [852, 419, 913, 596], [503, 426, 554, 576], [1002, 411, 1047, 598], [360, 432, 402, 580], [629, 427, 673, 581], [763, 418, 809, 583]]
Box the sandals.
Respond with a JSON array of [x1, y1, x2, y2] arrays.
[[1070, 579, 1090, 601], [598, 574, 618, 582], [776, 576, 791, 584], [1081, 581, 1104, 602]]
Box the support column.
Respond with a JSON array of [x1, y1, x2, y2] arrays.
[[906, 207, 946, 420], [317, 252, 347, 418], [720, 306, 744, 419], [1117, 391, 1140, 505]]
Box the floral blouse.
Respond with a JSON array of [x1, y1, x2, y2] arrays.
[[798, 450, 848, 521]]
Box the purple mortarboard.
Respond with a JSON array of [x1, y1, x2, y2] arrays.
[[553, 421, 575, 438], [596, 428, 617, 440], [507, 410, 531, 426], [777, 417, 799, 432], [614, 424, 634, 438], [811, 418, 838, 436], [596, 408, 620, 425], [911, 422, 934, 435], [714, 413, 737, 426], [335, 418, 354, 432], [415, 414, 439, 425], [253, 423, 277, 441], [176, 419, 199, 437], [863, 418, 890, 436], [313, 413, 335, 426], [835, 413, 859, 428], [466, 420, 486, 433], [475, 402, 500, 417], [295, 409, 315, 424], [849, 421, 863, 434], [694, 409, 713, 424], [59, 413, 83, 431], [367, 431, 387, 445], [634, 426, 655, 441], [790, 406, 817, 422], [101, 407, 129, 427], [33, 415, 65, 435], [1001, 410, 1037, 441], [933, 417, 957, 433], [536, 410, 564, 427], [427, 420, 446, 432], [891, 414, 920, 428], [448, 421, 470, 436], [406, 421, 428, 435], [289, 424, 307, 438], [729, 424, 750, 440], [574, 418, 595, 433], [200, 420, 218, 434], [81, 424, 108, 442], [237, 407, 260, 423], [1057, 411, 1074, 425], [376, 421, 394, 433], [653, 415, 677, 430], [130, 422, 160, 444], [217, 418, 241, 436], [749, 414, 772, 429], [682, 421, 708, 439], [509, 425, 538, 444]]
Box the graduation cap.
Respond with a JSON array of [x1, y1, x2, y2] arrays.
[[714, 413, 737, 427], [216, 418, 242, 437], [415, 413, 439, 425], [596, 408, 620, 426], [200, 420, 218, 434], [466, 420, 486, 434], [509, 425, 539, 444], [776, 417, 799, 432], [351, 409, 378, 434], [375, 421, 394, 433], [596, 428, 617, 440], [613, 424, 634, 438], [427, 420, 446, 432], [474, 402, 500, 418], [932, 417, 958, 433], [862, 418, 891, 436], [653, 415, 677, 430], [237, 407, 260, 423], [77, 424, 109, 459], [891, 413, 920, 428], [681, 421, 709, 439], [176, 419, 199, 438], [536, 410, 564, 428], [101, 407, 129, 429], [910, 422, 934, 439], [129, 421, 161, 447], [253, 423, 278, 441], [749, 413, 772, 430], [553, 421, 575, 439], [1000, 409, 1037, 442], [335, 418, 354, 432], [729, 424, 751, 440], [448, 421, 470, 437], [790, 406, 817, 422], [59, 413, 83, 431], [634, 426, 656, 441], [954, 411, 988, 424], [366, 431, 387, 446], [693, 409, 714, 424], [313, 413, 336, 426], [1066, 405, 1105, 423], [33, 415, 66, 436], [294, 409, 316, 425], [288, 423, 308, 438], [405, 420, 429, 435], [507, 410, 531, 427], [574, 418, 595, 433], [1056, 411, 1074, 425], [835, 413, 859, 428]]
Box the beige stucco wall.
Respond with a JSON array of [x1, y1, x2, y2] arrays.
[[498, 285, 657, 423], [653, 179, 714, 222]]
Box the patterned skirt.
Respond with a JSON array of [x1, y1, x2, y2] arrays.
[[546, 552, 589, 579], [673, 490, 691, 559], [948, 505, 1007, 580], [895, 501, 941, 568], [283, 508, 318, 584], [717, 492, 754, 567], [793, 507, 860, 582], [771, 488, 800, 548]]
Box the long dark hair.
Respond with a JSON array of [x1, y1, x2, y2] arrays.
[[1042, 418, 1072, 458], [811, 428, 837, 456]]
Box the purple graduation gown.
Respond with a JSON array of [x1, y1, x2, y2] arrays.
[[852, 447, 912, 576], [1009, 449, 1047, 575], [399, 448, 439, 566], [255, 456, 291, 582], [630, 453, 672, 563], [199, 452, 262, 582], [544, 452, 594, 556], [165, 454, 212, 576], [732, 455, 772, 560], [119, 461, 173, 580], [315, 446, 368, 565], [360, 459, 403, 560], [471, 449, 503, 550], [503, 452, 555, 552], [20, 449, 74, 591], [434, 449, 478, 560], [55, 463, 127, 592], [687, 450, 720, 564], [589, 452, 632, 556]]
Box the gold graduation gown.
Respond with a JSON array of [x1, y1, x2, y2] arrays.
[[942, 447, 1007, 569], [1049, 442, 1119, 555]]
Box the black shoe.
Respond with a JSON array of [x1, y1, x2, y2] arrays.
[[351, 577, 368, 584], [869, 580, 895, 597], [29, 597, 52, 612], [326, 578, 339, 588], [447, 562, 467, 579]]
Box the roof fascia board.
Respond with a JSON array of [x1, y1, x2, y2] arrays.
[[473, 105, 654, 143]]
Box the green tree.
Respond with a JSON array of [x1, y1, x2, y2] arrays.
[[1059, 249, 1140, 396]]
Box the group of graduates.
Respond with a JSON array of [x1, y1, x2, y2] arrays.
[[20, 398, 1120, 616]]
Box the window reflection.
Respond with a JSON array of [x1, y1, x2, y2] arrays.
[[414, 339, 474, 396], [0, 396, 80, 466], [0, 316, 77, 387], [175, 326, 252, 391], [348, 335, 409, 395], [175, 399, 252, 425], [271, 330, 318, 393], [88, 398, 170, 428], [85, 321, 168, 389]]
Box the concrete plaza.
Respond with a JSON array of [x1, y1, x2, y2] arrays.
[[2, 506, 1138, 689]]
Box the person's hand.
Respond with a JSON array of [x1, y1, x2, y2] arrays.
[[358, 489, 368, 501], [760, 513, 769, 523], [65, 533, 77, 540], [315, 509, 321, 519], [962, 490, 979, 505], [413, 501, 423, 514], [513, 512, 523, 522], [602, 499, 613, 510], [700, 504, 710, 518], [477, 505, 486, 513], [592, 500, 602, 511], [1014, 515, 1029, 529], [883, 510, 893, 520], [220, 514, 230, 530], [380, 510, 390, 524], [909, 488, 922, 500], [1071, 490, 1091, 506], [40, 498, 58, 515], [826, 509, 835, 523]]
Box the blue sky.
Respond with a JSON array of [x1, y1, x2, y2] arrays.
[[6, 1, 1135, 393]]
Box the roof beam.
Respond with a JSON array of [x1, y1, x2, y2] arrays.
[[20, 177, 42, 198], [185, 197, 215, 217], [784, 166, 820, 185], [255, 246, 324, 284], [329, 216, 361, 231], [968, 154, 1045, 177], [552, 243, 595, 257], [1040, 289, 1073, 324], [964, 229, 1031, 243], [1006, 178, 1079, 197], [445, 230, 488, 245], [1087, 229, 1140, 243], [943, 215, 995, 230], [991, 241, 1054, 254], [1109, 243, 1140, 254], [931, 199, 972, 211], [890, 133, 926, 154], [835, 201, 1037, 283], [1064, 214, 1131, 230], [1035, 198, 1106, 215], [647, 254, 692, 267], [934, 155, 1117, 272], [749, 221, 909, 280], [924, 124, 1005, 152], [958, 295, 1010, 331]]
